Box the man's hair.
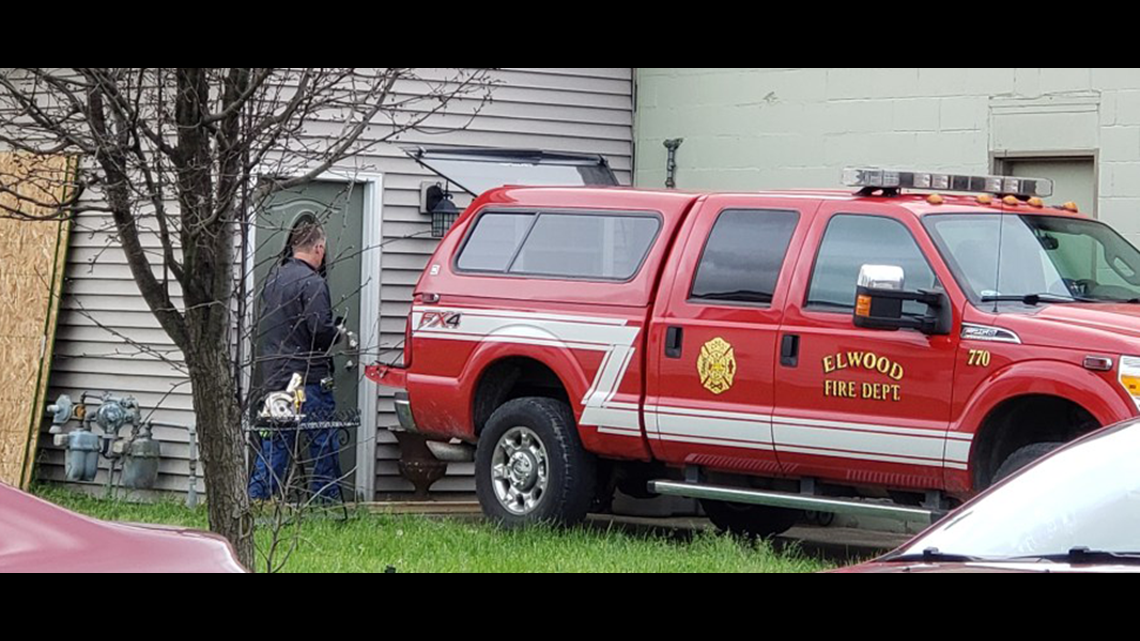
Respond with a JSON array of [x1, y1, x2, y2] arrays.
[[291, 220, 326, 252]]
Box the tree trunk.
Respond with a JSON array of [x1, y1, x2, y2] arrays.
[[184, 337, 254, 569]]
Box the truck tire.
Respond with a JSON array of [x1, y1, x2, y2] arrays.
[[701, 499, 801, 539], [993, 442, 1063, 484], [476, 398, 596, 527]]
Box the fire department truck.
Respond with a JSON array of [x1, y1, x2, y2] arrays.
[[367, 167, 1140, 537]]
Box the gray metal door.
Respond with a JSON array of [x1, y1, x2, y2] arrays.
[[254, 181, 366, 496], [1006, 158, 1097, 217]]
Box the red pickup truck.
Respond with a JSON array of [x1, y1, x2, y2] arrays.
[[368, 168, 1140, 537]]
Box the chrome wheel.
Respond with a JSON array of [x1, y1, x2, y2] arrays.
[[490, 426, 549, 515]]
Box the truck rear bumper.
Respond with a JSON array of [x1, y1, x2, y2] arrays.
[[394, 391, 418, 433], [365, 364, 418, 432], [365, 363, 408, 390]]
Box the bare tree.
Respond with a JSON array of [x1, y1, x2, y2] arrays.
[[0, 68, 494, 567]]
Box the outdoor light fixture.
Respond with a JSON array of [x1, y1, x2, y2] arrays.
[[424, 183, 461, 239]]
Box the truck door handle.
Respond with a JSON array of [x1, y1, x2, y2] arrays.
[[665, 326, 684, 359], [780, 334, 800, 368]]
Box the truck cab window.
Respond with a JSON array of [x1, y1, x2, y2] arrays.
[[691, 209, 799, 305], [807, 214, 938, 313]]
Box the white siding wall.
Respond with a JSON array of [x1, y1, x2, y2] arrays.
[[636, 68, 1140, 241], [38, 68, 635, 499], [40, 197, 198, 494]]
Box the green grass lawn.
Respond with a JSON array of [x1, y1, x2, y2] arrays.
[[33, 485, 832, 573]]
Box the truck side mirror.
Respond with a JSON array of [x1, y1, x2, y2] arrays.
[[854, 264, 951, 336]]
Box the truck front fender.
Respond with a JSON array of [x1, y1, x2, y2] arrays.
[[944, 359, 1135, 495], [953, 359, 1135, 437]]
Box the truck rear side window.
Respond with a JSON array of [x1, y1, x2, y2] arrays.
[[456, 213, 535, 272], [457, 211, 661, 281], [691, 209, 799, 305]]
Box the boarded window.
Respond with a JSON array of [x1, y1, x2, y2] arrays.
[[0, 153, 72, 489]]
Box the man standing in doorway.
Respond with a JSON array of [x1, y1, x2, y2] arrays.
[[249, 221, 344, 502]]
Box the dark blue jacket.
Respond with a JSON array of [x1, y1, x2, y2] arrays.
[[257, 258, 340, 392]]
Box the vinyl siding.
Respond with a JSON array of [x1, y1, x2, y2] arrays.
[[33, 68, 634, 499]]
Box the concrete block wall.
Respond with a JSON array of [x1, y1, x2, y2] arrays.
[[636, 68, 1140, 243]]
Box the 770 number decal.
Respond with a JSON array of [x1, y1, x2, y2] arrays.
[[967, 349, 992, 368]]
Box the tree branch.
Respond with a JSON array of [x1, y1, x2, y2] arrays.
[[204, 68, 275, 124], [86, 76, 189, 349]]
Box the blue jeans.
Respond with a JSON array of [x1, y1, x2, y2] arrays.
[[249, 385, 344, 501]]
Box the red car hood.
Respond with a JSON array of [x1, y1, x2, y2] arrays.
[[0, 485, 245, 573]]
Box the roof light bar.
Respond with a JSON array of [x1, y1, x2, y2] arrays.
[[842, 167, 1054, 198]]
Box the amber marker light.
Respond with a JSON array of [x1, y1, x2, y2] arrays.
[[1122, 374, 1140, 396]]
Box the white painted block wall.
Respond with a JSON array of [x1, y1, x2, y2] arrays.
[[635, 68, 1140, 243]]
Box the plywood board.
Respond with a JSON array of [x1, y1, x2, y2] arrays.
[[0, 153, 72, 489]]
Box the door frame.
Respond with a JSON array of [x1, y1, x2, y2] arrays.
[[243, 169, 384, 501]]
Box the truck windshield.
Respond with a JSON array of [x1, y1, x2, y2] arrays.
[[891, 421, 1140, 561], [924, 214, 1140, 304]]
